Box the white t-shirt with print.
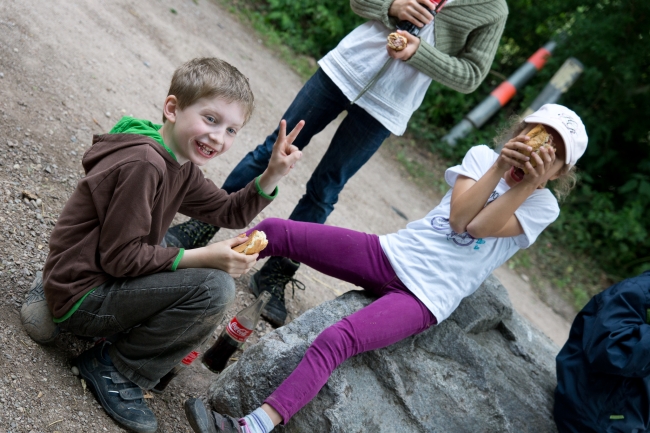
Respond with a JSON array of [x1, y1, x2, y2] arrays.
[[379, 145, 560, 323], [318, 0, 454, 136]]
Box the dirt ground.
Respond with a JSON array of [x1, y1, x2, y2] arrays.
[[0, 0, 575, 432]]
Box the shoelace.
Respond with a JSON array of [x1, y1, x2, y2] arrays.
[[266, 263, 306, 299], [283, 277, 306, 299]]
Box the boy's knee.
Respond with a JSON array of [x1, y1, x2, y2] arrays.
[[200, 270, 236, 318]]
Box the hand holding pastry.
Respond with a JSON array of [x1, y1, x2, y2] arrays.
[[232, 230, 268, 255], [387, 30, 420, 60], [517, 124, 555, 174], [387, 33, 408, 51], [177, 235, 259, 278]]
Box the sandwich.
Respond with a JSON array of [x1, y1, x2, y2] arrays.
[[387, 33, 407, 51], [232, 230, 268, 255], [520, 124, 554, 173]]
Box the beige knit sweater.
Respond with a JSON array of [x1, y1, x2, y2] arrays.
[[350, 0, 508, 94]]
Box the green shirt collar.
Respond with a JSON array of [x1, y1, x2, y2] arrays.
[[109, 116, 177, 161]]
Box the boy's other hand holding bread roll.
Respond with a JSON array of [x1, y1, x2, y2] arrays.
[[178, 234, 260, 278], [232, 230, 268, 255]]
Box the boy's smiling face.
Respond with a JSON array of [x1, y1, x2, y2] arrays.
[[162, 95, 246, 166]]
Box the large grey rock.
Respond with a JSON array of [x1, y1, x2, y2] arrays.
[[208, 275, 559, 432]]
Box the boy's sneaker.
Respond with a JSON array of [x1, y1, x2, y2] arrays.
[[164, 219, 219, 249], [20, 272, 60, 344], [184, 397, 245, 433], [74, 343, 158, 433], [249, 256, 304, 327]]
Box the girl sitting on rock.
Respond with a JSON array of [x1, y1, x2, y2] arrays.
[[184, 104, 588, 433]]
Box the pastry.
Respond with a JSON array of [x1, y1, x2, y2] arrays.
[[387, 33, 408, 51], [521, 124, 554, 173], [232, 230, 268, 255]]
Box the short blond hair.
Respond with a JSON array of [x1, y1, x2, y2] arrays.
[[163, 57, 254, 124], [493, 115, 578, 201]]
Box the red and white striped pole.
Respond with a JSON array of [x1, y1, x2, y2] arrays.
[[443, 40, 556, 145], [522, 57, 584, 117]]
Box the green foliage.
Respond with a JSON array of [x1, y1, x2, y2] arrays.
[[514, 230, 608, 310], [508, 249, 532, 270], [241, 0, 364, 58], [232, 0, 650, 280], [499, 0, 650, 278], [549, 184, 650, 276], [412, 0, 650, 279]]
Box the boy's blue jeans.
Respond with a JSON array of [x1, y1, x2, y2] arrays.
[[222, 68, 391, 224]]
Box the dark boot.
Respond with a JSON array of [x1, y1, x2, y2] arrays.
[[250, 256, 304, 327], [164, 219, 220, 249], [73, 343, 158, 433]]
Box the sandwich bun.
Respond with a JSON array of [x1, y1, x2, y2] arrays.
[[521, 124, 554, 173], [232, 230, 268, 255], [387, 33, 408, 51]]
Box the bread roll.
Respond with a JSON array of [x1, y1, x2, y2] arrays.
[[521, 124, 554, 173], [387, 33, 408, 51], [232, 230, 268, 255]]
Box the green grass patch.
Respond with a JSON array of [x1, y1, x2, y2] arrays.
[[214, 0, 318, 81], [510, 231, 609, 311]]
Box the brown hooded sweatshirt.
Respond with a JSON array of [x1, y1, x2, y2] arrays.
[[43, 133, 273, 318]]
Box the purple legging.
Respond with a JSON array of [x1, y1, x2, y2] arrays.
[[247, 218, 437, 424]]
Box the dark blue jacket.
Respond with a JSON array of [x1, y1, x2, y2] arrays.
[[555, 271, 650, 433]]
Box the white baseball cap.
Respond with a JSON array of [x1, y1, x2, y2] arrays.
[[524, 104, 588, 168]]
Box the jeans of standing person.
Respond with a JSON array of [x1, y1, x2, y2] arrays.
[[247, 218, 437, 423], [221, 68, 391, 224], [59, 268, 235, 389]]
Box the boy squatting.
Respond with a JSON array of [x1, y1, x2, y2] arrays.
[[20, 57, 305, 433]]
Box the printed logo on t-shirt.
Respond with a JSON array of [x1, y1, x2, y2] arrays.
[[430, 216, 485, 249]]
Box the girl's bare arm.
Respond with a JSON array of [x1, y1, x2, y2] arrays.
[[461, 146, 561, 238], [448, 165, 503, 234], [449, 135, 531, 233], [450, 132, 563, 238], [464, 181, 534, 238]]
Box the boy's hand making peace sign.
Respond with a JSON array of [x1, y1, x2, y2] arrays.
[[179, 119, 304, 277], [257, 119, 305, 195]]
